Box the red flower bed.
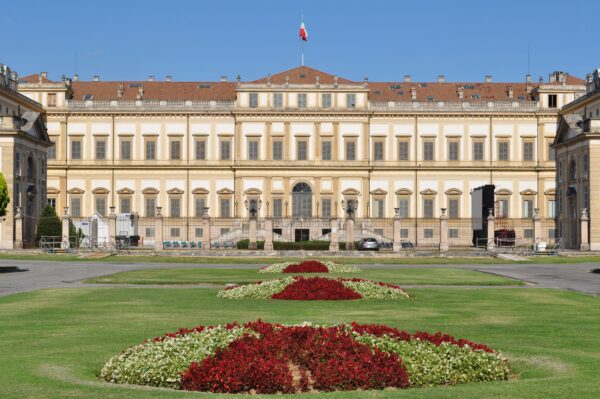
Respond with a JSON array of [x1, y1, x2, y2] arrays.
[[272, 276, 363, 300], [283, 260, 329, 273], [181, 321, 409, 394]]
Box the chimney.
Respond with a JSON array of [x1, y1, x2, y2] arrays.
[[404, 75, 411, 83], [148, 75, 155, 82], [220, 75, 228, 82], [315, 75, 320, 87], [410, 85, 417, 100], [457, 85, 464, 99], [236, 75, 241, 83], [117, 83, 124, 97], [484, 75, 492, 83], [363, 76, 368, 88], [137, 86, 144, 99], [285, 75, 290, 87], [40, 71, 47, 80], [539, 76, 544, 83], [507, 85, 513, 99], [334, 75, 338, 87], [165, 75, 172, 82], [438, 75, 445, 83], [93, 75, 100, 82], [10, 71, 18, 81], [526, 74, 532, 83], [73, 74, 79, 82]]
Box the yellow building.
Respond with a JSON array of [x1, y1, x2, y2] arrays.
[[17, 66, 586, 247]]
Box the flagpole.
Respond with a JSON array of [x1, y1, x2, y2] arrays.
[[301, 14, 304, 66]]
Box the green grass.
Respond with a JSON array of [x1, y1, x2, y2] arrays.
[[85, 267, 523, 286], [0, 286, 599, 398]]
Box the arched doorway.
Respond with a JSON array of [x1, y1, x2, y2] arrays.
[[292, 182, 312, 218]]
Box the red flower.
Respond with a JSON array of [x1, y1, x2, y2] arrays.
[[283, 260, 329, 273], [272, 277, 362, 300]]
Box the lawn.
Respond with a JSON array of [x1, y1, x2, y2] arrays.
[[85, 267, 523, 286], [0, 285, 599, 398]]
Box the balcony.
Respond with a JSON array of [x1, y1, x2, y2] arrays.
[[66, 99, 235, 111], [368, 100, 541, 113]]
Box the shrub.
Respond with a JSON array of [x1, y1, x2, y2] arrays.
[[35, 205, 62, 243], [259, 260, 361, 273], [0, 173, 8, 217]]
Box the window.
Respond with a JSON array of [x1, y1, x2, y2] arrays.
[[15, 151, 20, 176], [423, 198, 434, 218], [120, 197, 131, 213], [145, 139, 156, 160], [273, 93, 283, 108], [497, 199, 509, 218], [220, 228, 230, 236], [273, 199, 283, 218], [424, 228, 434, 238], [321, 198, 331, 218], [321, 140, 332, 161], [195, 139, 206, 160], [548, 94, 557, 108], [47, 93, 57, 107], [398, 141, 409, 161], [195, 228, 203, 238], [322, 93, 331, 108], [220, 140, 231, 160], [473, 141, 484, 161], [220, 198, 231, 218], [120, 139, 131, 160], [423, 141, 434, 161], [96, 139, 106, 160], [398, 198, 409, 218], [373, 141, 384, 161], [449, 228, 459, 239], [249, 92, 258, 108], [448, 141, 459, 161], [549, 229, 557, 240], [373, 198, 385, 218], [297, 93, 307, 108], [170, 197, 181, 217], [47, 198, 56, 209], [248, 139, 259, 160], [145, 197, 156, 217], [170, 228, 180, 238], [15, 182, 20, 207], [583, 153, 589, 177], [145, 227, 155, 238], [170, 139, 181, 160], [345, 140, 356, 161], [70, 197, 81, 217], [548, 143, 556, 161], [71, 139, 82, 160], [498, 141, 509, 161], [272, 140, 283, 160], [448, 198, 459, 218], [48, 142, 56, 160], [297, 140, 308, 160], [584, 185, 589, 209], [523, 199, 534, 218], [524, 229, 534, 239], [523, 141, 534, 161], [548, 199, 556, 218], [195, 197, 206, 216], [346, 93, 356, 108], [95, 196, 106, 216]]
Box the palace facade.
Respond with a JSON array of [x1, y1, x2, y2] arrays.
[[15, 66, 586, 245]]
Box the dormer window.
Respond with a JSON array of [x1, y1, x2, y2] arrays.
[[298, 93, 307, 108], [548, 94, 557, 108], [273, 93, 283, 108], [249, 93, 258, 108], [322, 93, 331, 108], [346, 93, 356, 108], [83, 94, 93, 100]]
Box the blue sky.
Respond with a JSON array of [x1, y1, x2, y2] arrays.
[[2, 0, 599, 83]]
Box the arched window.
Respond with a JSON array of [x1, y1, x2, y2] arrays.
[[292, 183, 312, 217], [569, 159, 577, 180], [26, 156, 35, 180]]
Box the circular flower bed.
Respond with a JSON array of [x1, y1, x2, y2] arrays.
[[101, 321, 509, 393], [218, 276, 410, 300], [259, 260, 361, 273]]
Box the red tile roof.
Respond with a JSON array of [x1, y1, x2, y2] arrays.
[[251, 66, 355, 85], [19, 74, 54, 84]]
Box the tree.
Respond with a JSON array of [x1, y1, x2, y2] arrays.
[[0, 173, 9, 218], [35, 205, 61, 242]]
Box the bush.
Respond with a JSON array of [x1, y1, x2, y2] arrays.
[[35, 205, 62, 243], [0, 172, 9, 217]]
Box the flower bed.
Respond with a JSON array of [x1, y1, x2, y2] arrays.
[[218, 276, 410, 300], [101, 320, 509, 393], [259, 260, 361, 273]]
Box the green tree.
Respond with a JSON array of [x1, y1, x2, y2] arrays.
[[0, 172, 9, 217], [35, 205, 61, 242]]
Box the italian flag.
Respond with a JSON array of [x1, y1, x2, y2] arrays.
[[299, 21, 308, 41]]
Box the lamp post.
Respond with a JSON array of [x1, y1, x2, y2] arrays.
[[285, 201, 289, 218]]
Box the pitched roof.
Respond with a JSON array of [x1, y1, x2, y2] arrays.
[[70, 81, 237, 101], [251, 66, 356, 85], [19, 74, 54, 84]]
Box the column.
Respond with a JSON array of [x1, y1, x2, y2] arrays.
[[345, 218, 355, 250], [14, 207, 23, 249], [108, 206, 117, 249], [329, 218, 339, 252], [61, 207, 70, 250], [202, 214, 211, 250], [533, 208, 542, 246], [248, 218, 258, 250], [486, 209, 495, 251], [393, 215, 401, 252], [580, 208, 590, 251], [264, 217, 274, 252], [154, 207, 163, 251], [439, 208, 449, 252]]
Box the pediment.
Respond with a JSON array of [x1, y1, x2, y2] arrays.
[[192, 187, 209, 195], [342, 188, 360, 196], [92, 187, 110, 195], [19, 112, 52, 145], [117, 187, 134, 195], [495, 188, 513, 195], [47, 187, 60, 195], [244, 188, 263, 196], [370, 188, 388, 196], [445, 188, 463, 196], [544, 188, 556, 196], [167, 188, 184, 195], [419, 188, 438, 196], [67, 187, 84, 195], [520, 188, 537, 196], [217, 188, 234, 195], [142, 187, 159, 195], [395, 188, 413, 196]]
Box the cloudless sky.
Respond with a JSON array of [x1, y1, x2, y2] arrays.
[[2, 0, 599, 83]]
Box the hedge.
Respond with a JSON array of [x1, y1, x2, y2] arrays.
[[236, 240, 360, 251]]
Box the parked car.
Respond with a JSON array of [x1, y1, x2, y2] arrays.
[[359, 237, 380, 251]]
